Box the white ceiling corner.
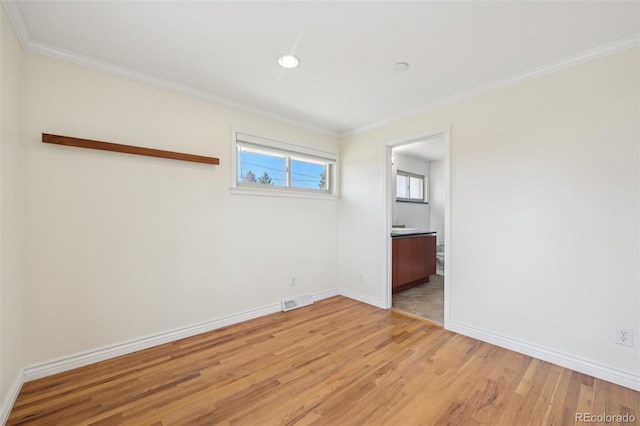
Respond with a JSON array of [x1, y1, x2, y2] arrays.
[[343, 34, 640, 138], [393, 137, 445, 163], [2, 0, 338, 137], [2, 0, 31, 48], [4, 1, 640, 137], [26, 38, 340, 138]]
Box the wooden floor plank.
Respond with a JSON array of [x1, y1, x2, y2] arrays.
[[8, 297, 640, 425]]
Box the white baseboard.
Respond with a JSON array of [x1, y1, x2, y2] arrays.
[[0, 288, 387, 421], [23, 292, 637, 395], [0, 370, 24, 425], [312, 288, 341, 301], [24, 301, 281, 382], [448, 321, 640, 392], [313, 287, 383, 308], [339, 288, 385, 309], [23, 288, 345, 382]]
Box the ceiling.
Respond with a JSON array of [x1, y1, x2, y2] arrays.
[[6, 1, 640, 135], [393, 138, 444, 163]]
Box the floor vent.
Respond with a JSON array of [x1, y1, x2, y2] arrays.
[[281, 295, 314, 312]]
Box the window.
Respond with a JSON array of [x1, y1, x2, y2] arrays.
[[396, 170, 425, 201], [233, 132, 337, 196]]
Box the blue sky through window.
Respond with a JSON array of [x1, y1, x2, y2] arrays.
[[239, 151, 286, 186], [239, 150, 327, 189], [291, 159, 325, 189]]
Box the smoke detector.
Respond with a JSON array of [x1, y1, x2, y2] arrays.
[[390, 62, 410, 73]]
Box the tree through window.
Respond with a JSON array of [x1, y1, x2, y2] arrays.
[[235, 133, 336, 195]]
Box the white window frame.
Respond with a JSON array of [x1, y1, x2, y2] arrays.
[[396, 170, 426, 202], [230, 131, 339, 199]]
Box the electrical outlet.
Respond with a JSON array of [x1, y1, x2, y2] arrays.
[[615, 327, 633, 347], [290, 276, 296, 286], [359, 274, 364, 283]]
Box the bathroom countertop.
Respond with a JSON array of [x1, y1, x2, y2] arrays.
[[390, 230, 437, 238]]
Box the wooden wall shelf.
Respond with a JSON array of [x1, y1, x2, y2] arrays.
[[42, 134, 220, 165]]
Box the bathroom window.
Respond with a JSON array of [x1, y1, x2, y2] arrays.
[[231, 132, 338, 197], [396, 170, 425, 202]]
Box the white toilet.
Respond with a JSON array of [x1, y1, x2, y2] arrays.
[[436, 245, 445, 275]]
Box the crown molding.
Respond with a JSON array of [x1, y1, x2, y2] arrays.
[[2, 0, 31, 48], [26, 40, 338, 137], [3, 0, 637, 139], [341, 34, 640, 138], [1, 1, 337, 138]]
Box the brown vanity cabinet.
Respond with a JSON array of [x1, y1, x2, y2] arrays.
[[392, 234, 436, 293]]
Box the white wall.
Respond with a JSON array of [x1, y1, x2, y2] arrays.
[[338, 135, 386, 304], [22, 52, 339, 365], [429, 160, 445, 246], [0, 6, 24, 403], [2, 10, 638, 396], [392, 152, 430, 229], [339, 48, 640, 381]]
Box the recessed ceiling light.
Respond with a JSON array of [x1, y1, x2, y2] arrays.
[[278, 54, 300, 69], [390, 62, 410, 73]]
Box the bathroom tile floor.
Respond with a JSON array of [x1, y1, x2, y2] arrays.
[[392, 274, 444, 325]]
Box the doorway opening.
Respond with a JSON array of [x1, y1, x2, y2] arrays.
[[383, 128, 451, 327]]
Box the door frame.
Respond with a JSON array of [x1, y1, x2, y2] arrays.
[[382, 126, 452, 328]]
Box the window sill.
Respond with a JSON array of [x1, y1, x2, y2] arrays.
[[230, 187, 340, 200], [395, 199, 429, 204]]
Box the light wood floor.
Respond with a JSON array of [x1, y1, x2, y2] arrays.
[[9, 296, 639, 425]]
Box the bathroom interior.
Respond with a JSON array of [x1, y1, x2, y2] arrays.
[[391, 137, 445, 325]]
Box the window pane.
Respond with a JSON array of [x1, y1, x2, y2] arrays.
[[238, 149, 286, 187], [290, 158, 327, 190], [409, 176, 423, 199], [396, 175, 408, 198]]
